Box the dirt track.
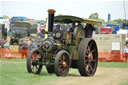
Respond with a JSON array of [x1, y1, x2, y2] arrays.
[[39, 67, 128, 85]]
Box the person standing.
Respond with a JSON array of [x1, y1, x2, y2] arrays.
[[3, 40, 11, 58], [28, 41, 34, 52], [28, 38, 32, 46], [85, 24, 96, 38], [124, 44, 128, 63], [0, 39, 5, 57], [21, 41, 28, 59]]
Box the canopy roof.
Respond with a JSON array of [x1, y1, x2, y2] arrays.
[[54, 15, 102, 26]]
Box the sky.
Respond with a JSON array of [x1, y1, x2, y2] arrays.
[[0, 0, 128, 21]]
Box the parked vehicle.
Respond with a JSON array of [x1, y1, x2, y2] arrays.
[[101, 27, 112, 34], [0, 24, 7, 40], [10, 16, 27, 25], [122, 23, 128, 30], [117, 23, 128, 44], [106, 24, 119, 34], [0, 19, 10, 32], [9, 21, 38, 44]]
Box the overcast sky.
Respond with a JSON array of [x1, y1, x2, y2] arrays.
[[0, 0, 128, 21]]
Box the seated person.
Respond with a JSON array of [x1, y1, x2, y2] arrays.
[[84, 24, 96, 38]]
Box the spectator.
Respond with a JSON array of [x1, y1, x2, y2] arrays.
[[28, 41, 34, 52], [0, 38, 5, 48], [28, 41, 37, 59], [40, 28, 45, 38], [3, 40, 10, 49], [0, 39, 5, 57], [28, 38, 32, 46], [85, 24, 96, 38], [21, 41, 28, 59], [0, 40, 2, 57], [124, 44, 128, 63], [0, 40, 3, 48], [3, 40, 11, 58]]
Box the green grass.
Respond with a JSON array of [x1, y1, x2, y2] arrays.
[[0, 59, 128, 85], [98, 62, 128, 68], [0, 59, 58, 85], [119, 82, 128, 85], [0, 59, 25, 62]]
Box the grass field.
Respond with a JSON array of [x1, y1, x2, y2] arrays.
[[0, 59, 58, 85], [0, 59, 128, 85]]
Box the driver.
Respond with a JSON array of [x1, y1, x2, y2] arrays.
[[69, 22, 75, 32], [84, 24, 96, 38]]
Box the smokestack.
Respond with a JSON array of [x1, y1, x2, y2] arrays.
[[48, 9, 56, 32]]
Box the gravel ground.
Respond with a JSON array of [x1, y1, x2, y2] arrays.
[[40, 67, 128, 85]]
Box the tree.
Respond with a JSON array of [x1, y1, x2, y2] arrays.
[[2, 15, 10, 19], [89, 13, 99, 19], [88, 13, 105, 24], [112, 19, 128, 29]]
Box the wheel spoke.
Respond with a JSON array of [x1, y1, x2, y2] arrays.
[[88, 63, 94, 72], [58, 67, 64, 73], [87, 46, 90, 52], [85, 65, 91, 75], [62, 55, 66, 62], [89, 42, 93, 49], [31, 52, 41, 73], [91, 57, 95, 62], [31, 65, 34, 72], [85, 60, 88, 63], [59, 64, 63, 68], [85, 54, 88, 58], [91, 49, 96, 53], [36, 65, 39, 72], [33, 66, 35, 73], [60, 57, 63, 62]]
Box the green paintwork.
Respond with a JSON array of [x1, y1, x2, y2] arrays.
[[37, 14, 101, 65], [54, 15, 84, 23], [66, 45, 79, 59], [55, 40, 62, 50], [74, 25, 85, 45]]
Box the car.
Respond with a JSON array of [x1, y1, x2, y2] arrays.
[[26, 9, 102, 77]]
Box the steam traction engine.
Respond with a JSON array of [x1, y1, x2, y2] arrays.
[[26, 9, 101, 77]]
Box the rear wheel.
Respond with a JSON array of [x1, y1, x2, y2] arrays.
[[27, 49, 42, 74], [54, 50, 71, 76], [78, 38, 98, 76]]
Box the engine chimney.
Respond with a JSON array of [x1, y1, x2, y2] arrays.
[[48, 9, 56, 32]]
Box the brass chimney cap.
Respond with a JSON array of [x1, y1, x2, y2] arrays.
[[48, 9, 56, 14]]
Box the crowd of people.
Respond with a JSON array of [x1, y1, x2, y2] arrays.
[[20, 39, 35, 59], [0, 38, 35, 59]]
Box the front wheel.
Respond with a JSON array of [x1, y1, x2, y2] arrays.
[[26, 49, 42, 74], [54, 50, 71, 76]]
